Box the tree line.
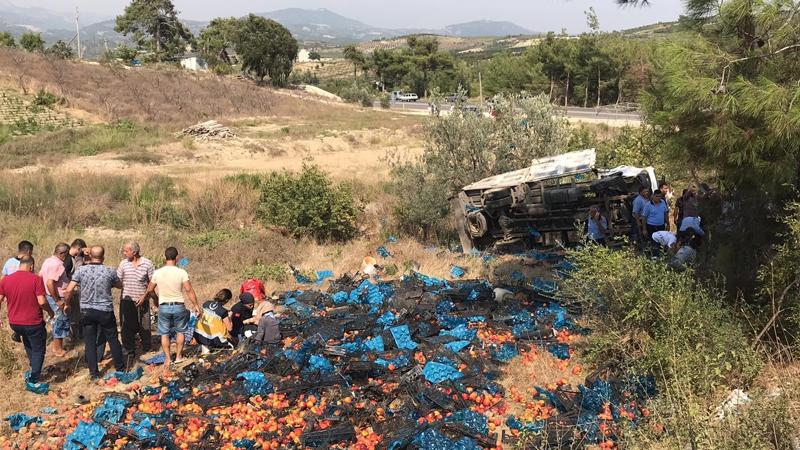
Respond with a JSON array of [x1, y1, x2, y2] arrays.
[[0, 31, 75, 59], [477, 8, 654, 107]]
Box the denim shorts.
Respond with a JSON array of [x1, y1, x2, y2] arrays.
[[47, 296, 71, 339], [157, 304, 189, 336]]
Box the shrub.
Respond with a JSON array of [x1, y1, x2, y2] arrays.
[[339, 83, 375, 107], [184, 179, 257, 230], [186, 229, 252, 250], [566, 245, 761, 391], [132, 175, 188, 228], [380, 93, 391, 109], [32, 89, 61, 108], [257, 164, 362, 242], [289, 70, 319, 85], [565, 244, 764, 447], [240, 263, 288, 283], [226, 173, 265, 190]]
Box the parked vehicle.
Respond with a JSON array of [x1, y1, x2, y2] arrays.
[[451, 148, 658, 251], [391, 91, 419, 102]]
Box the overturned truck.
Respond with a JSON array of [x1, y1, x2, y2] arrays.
[[453, 149, 658, 251]]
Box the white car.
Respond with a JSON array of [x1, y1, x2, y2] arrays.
[[392, 91, 418, 102]]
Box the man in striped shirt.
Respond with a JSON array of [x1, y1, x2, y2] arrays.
[[117, 242, 155, 358]]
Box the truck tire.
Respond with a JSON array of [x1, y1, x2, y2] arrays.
[[467, 211, 488, 238]]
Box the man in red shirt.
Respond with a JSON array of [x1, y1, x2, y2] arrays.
[[0, 256, 54, 390]]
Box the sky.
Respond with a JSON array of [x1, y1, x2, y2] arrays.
[[22, 0, 685, 33]]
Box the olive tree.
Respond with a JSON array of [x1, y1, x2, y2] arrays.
[[234, 14, 298, 86]]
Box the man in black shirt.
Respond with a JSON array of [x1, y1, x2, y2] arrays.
[[230, 293, 255, 345]]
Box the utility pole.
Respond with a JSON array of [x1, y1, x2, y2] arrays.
[[75, 7, 82, 60], [478, 72, 483, 107]]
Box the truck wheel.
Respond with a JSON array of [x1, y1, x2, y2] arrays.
[[467, 211, 489, 238]]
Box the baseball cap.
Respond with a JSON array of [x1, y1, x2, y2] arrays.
[[239, 292, 256, 305]]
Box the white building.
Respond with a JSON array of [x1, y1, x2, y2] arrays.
[[179, 55, 208, 71], [297, 49, 311, 63]]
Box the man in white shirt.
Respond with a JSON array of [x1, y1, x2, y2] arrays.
[[145, 247, 200, 371], [651, 230, 677, 250]]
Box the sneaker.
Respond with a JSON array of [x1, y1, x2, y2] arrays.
[[25, 381, 50, 395]]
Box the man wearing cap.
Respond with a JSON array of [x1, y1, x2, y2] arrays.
[[230, 292, 256, 345]]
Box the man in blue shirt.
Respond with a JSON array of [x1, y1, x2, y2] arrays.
[[1, 241, 34, 344], [643, 191, 670, 237], [631, 187, 650, 244], [1, 241, 34, 281], [587, 205, 611, 245]]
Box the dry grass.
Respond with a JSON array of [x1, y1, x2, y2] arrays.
[[0, 48, 365, 128], [115, 150, 164, 165], [0, 123, 171, 168]]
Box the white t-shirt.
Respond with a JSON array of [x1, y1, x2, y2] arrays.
[[651, 231, 676, 248], [151, 265, 189, 304]]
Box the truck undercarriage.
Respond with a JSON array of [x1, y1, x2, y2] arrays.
[[452, 149, 658, 252]]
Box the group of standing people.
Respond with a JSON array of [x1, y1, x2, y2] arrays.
[[0, 238, 284, 392], [587, 181, 705, 271]]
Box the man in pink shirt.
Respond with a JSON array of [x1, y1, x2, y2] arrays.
[[39, 243, 71, 357]]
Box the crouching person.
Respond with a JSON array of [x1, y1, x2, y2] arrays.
[[253, 301, 281, 346], [669, 234, 702, 272], [194, 289, 233, 354], [230, 292, 257, 345]]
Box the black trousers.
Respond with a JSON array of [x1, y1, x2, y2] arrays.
[[67, 292, 82, 340], [120, 296, 151, 356], [10, 323, 46, 383], [81, 308, 125, 378], [646, 224, 666, 235]]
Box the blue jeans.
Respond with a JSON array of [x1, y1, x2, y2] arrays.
[[47, 296, 71, 339], [157, 304, 189, 336], [680, 216, 705, 236], [10, 323, 46, 383]]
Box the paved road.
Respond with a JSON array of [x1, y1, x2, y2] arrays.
[[382, 101, 642, 122]]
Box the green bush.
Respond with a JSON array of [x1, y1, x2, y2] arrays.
[[566, 245, 761, 391], [379, 93, 391, 109], [241, 263, 288, 283], [339, 83, 375, 107], [565, 245, 764, 448], [186, 229, 252, 250], [32, 89, 62, 108], [289, 70, 319, 85], [622, 389, 796, 449], [257, 164, 362, 242], [226, 173, 265, 190], [134, 175, 188, 228]]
